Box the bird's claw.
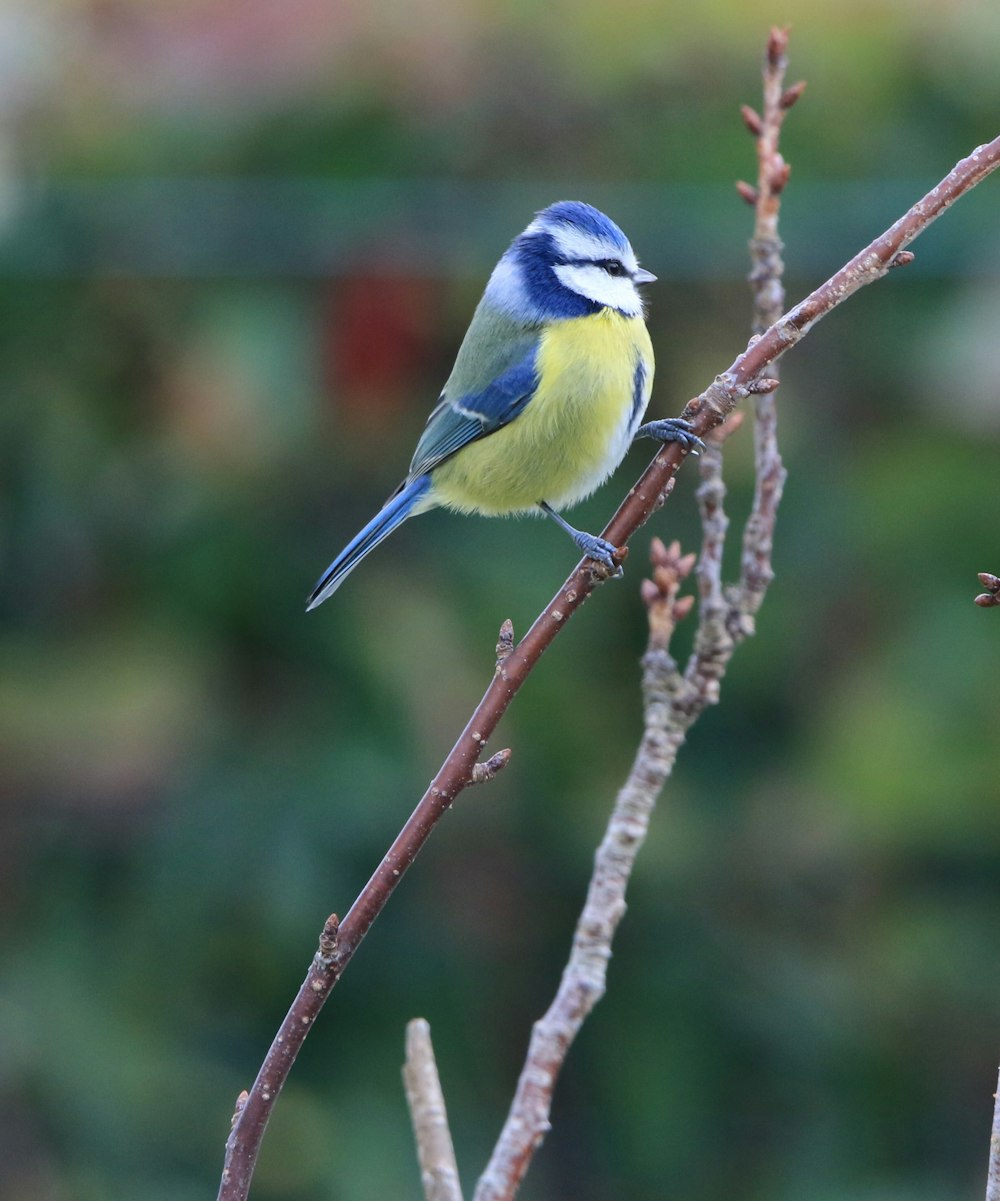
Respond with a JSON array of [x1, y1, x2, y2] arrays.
[[537, 501, 624, 578], [574, 533, 624, 578], [636, 417, 706, 456]]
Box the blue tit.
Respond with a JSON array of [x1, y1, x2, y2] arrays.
[[307, 200, 702, 611]]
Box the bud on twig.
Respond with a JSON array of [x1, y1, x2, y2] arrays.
[[767, 26, 789, 68], [780, 80, 807, 109], [230, 1091, 250, 1130], [889, 250, 916, 269], [640, 578, 659, 608], [736, 180, 759, 206], [643, 540, 696, 647], [318, 913, 340, 960], [652, 565, 674, 593], [495, 618, 515, 669], [741, 105, 763, 136], [748, 376, 780, 394], [770, 155, 791, 194], [673, 594, 696, 622], [471, 748, 512, 784], [975, 571, 1000, 607]]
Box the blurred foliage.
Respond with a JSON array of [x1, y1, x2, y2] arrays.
[[1, 2, 999, 1200]]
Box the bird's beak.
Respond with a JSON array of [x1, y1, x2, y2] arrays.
[[633, 267, 657, 284]]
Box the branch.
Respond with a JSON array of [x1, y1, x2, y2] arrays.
[[218, 109, 1000, 1201], [987, 1066, 1000, 1201], [735, 26, 793, 624], [219, 913, 341, 1200], [403, 1020, 464, 1201], [473, 540, 698, 1201], [674, 130, 1000, 452]]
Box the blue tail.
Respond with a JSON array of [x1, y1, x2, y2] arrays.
[[306, 474, 432, 611]]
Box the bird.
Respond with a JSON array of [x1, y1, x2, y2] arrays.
[[307, 200, 702, 611]]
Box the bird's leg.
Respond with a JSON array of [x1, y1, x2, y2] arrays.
[[635, 417, 706, 455], [538, 501, 623, 576]]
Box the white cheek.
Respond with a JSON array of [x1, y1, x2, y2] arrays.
[[553, 263, 643, 316]]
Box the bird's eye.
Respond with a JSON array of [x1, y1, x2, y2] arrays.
[[601, 259, 627, 277]]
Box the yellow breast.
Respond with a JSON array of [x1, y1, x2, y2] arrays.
[[429, 309, 654, 516]]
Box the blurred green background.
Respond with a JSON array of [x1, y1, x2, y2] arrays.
[[1, 1, 999, 1199]]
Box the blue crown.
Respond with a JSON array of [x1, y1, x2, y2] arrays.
[[533, 201, 630, 253]]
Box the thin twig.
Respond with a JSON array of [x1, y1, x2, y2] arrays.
[[987, 1066, 1000, 1201], [474, 542, 699, 1201], [684, 24, 792, 710], [736, 26, 792, 626], [403, 1020, 464, 1201], [217, 120, 1000, 1201]]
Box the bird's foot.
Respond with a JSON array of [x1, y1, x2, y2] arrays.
[[636, 417, 706, 455], [538, 501, 624, 578], [573, 531, 624, 578]]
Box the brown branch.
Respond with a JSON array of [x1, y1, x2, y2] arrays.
[[403, 1020, 464, 1201], [975, 572, 1000, 608], [217, 107, 1000, 1201], [219, 913, 340, 1200]]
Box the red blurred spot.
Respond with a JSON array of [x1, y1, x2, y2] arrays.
[[323, 272, 440, 435]]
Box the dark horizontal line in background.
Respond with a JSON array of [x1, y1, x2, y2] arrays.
[[0, 177, 995, 279]]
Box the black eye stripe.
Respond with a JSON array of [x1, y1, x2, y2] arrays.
[[562, 257, 630, 276]]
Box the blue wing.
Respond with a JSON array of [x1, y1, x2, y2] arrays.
[[407, 314, 541, 479]]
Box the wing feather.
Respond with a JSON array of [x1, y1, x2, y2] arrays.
[[408, 305, 541, 479]]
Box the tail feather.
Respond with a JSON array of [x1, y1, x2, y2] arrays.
[[306, 475, 431, 611]]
